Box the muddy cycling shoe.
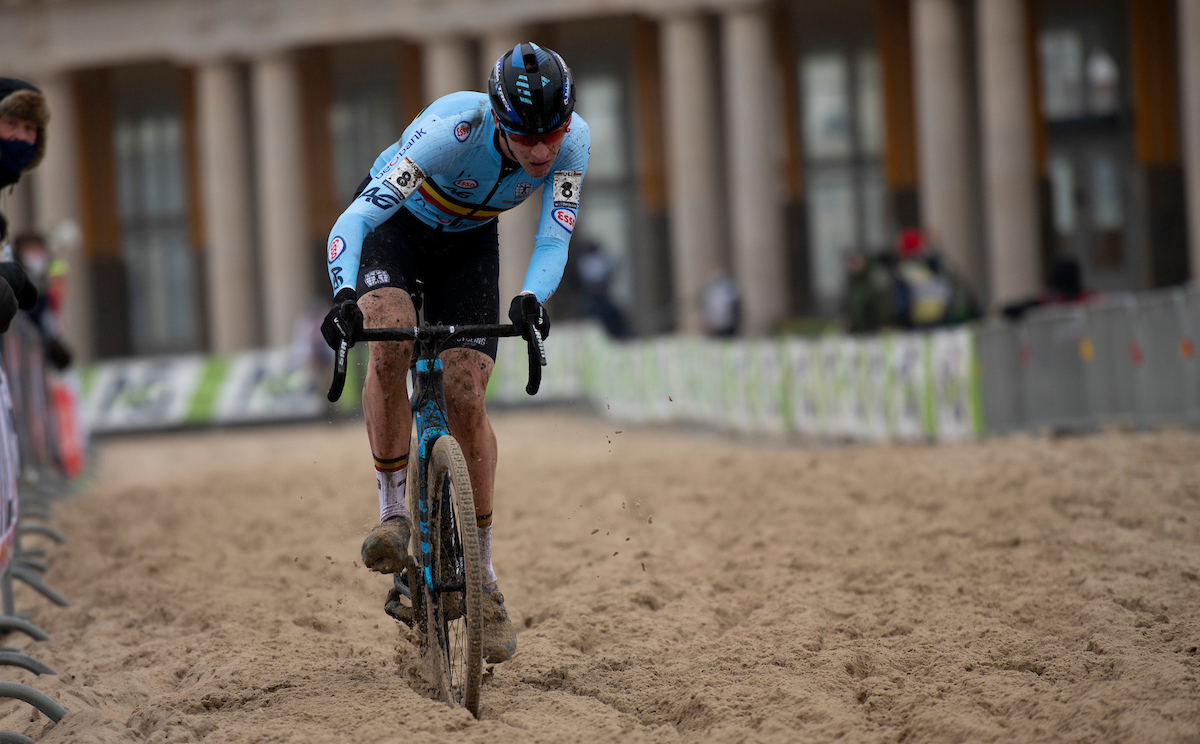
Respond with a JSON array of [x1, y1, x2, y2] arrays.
[[384, 584, 414, 626], [482, 581, 517, 663], [361, 516, 412, 574]]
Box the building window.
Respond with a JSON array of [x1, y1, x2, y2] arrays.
[[1040, 29, 1122, 120], [330, 45, 401, 204], [574, 73, 634, 311], [112, 67, 200, 355], [799, 49, 888, 313]]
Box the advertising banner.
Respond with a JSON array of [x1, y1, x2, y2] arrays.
[[855, 338, 890, 442], [756, 340, 787, 436], [215, 349, 324, 424], [787, 338, 823, 436], [889, 333, 929, 441], [930, 328, 978, 441], [77, 323, 985, 444], [85, 356, 205, 433], [723, 341, 752, 433]]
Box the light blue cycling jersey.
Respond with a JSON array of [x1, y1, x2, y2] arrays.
[[326, 91, 590, 303]]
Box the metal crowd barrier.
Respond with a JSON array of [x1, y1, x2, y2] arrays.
[[0, 312, 84, 739], [978, 287, 1200, 434]]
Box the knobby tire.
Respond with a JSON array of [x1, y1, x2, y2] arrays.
[[424, 435, 484, 717]]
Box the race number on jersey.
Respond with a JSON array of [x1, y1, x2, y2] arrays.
[[552, 170, 583, 209], [383, 158, 426, 201]]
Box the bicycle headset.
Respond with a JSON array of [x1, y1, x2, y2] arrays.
[[487, 42, 576, 136]]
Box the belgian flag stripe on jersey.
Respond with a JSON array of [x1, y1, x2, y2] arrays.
[[417, 180, 505, 221]]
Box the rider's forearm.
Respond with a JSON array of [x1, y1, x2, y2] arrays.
[[325, 210, 372, 296], [521, 236, 569, 303]]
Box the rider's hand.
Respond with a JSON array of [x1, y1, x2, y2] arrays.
[[508, 293, 550, 341], [0, 262, 38, 311], [321, 288, 363, 350]]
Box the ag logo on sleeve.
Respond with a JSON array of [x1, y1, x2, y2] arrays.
[[384, 158, 426, 200], [553, 170, 582, 208]]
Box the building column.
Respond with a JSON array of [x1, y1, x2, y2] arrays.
[[423, 37, 474, 101], [252, 51, 311, 347], [480, 30, 538, 306], [912, 0, 981, 296], [661, 14, 725, 334], [32, 73, 94, 362], [480, 31, 522, 91], [1181, 0, 1200, 281], [977, 0, 1040, 307], [721, 5, 788, 335], [196, 60, 259, 353]]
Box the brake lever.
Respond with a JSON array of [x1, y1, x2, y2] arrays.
[[531, 325, 547, 366], [525, 323, 545, 396], [328, 337, 349, 402]]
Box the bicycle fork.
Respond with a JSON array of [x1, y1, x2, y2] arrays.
[[412, 358, 460, 600]]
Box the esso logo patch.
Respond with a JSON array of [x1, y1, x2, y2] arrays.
[[454, 179, 478, 189], [328, 236, 346, 263], [553, 208, 576, 233], [454, 121, 471, 142]]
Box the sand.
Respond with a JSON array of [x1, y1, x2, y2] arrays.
[[0, 411, 1197, 743]]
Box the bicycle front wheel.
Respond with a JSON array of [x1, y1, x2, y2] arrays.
[[424, 435, 484, 717]]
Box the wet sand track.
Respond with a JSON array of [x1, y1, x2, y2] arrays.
[[1, 412, 1198, 742]]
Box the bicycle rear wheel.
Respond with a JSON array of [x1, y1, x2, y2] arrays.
[[424, 435, 484, 717]]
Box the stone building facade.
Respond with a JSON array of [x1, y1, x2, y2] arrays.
[[0, 0, 1195, 359]]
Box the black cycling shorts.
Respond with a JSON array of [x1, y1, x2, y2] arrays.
[[357, 205, 500, 360]]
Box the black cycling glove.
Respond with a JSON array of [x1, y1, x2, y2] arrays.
[[508, 293, 550, 341], [45, 338, 73, 371], [0, 262, 38, 311], [0, 277, 16, 334], [320, 288, 363, 350]]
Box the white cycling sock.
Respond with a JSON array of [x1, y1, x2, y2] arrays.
[[478, 523, 496, 585], [376, 454, 409, 522]]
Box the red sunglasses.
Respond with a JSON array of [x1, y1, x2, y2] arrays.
[[501, 124, 567, 148]]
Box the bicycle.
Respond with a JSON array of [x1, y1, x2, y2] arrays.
[[326, 286, 545, 717]]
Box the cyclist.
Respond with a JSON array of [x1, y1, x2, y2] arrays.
[[320, 43, 589, 664]]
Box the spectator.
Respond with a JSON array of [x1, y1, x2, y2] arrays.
[[843, 248, 894, 334], [0, 78, 49, 333], [574, 239, 629, 338], [1, 78, 49, 246], [13, 232, 71, 369], [702, 265, 740, 337], [1001, 252, 1098, 321], [889, 227, 979, 329]]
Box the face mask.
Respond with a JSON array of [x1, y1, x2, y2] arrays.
[[21, 251, 47, 281], [0, 138, 35, 173]]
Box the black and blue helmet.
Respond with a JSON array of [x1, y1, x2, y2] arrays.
[[488, 42, 576, 136]]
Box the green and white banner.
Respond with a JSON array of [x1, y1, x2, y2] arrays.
[[82, 323, 983, 443], [84, 356, 206, 432], [84, 350, 326, 434], [489, 323, 983, 443]]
